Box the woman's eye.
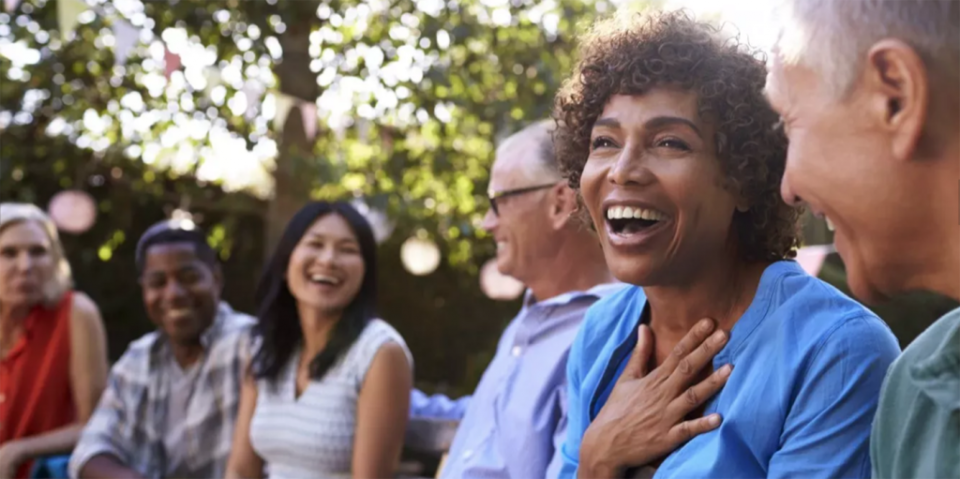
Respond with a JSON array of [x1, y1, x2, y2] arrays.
[[657, 138, 690, 151], [591, 137, 617, 150]]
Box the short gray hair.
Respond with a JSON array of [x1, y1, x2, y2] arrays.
[[497, 119, 562, 182], [0, 203, 73, 306], [776, 0, 960, 97]]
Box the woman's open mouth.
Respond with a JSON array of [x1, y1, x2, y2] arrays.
[[603, 205, 670, 248]]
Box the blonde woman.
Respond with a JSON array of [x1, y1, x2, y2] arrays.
[[0, 203, 108, 478]]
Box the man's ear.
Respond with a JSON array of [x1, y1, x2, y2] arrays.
[[549, 182, 578, 230], [862, 39, 929, 162]]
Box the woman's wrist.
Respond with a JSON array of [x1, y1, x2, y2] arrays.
[[0, 439, 28, 466], [579, 426, 621, 479]]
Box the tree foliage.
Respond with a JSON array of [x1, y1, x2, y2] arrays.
[[2, 0, 631, 269], [0, 0, 627, 390]]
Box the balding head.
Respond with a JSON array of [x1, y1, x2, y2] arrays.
[[493, 120, 563, 187]]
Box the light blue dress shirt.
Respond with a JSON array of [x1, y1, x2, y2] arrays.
[[412, 283, 624, 479], [561, 261, 900, 479]]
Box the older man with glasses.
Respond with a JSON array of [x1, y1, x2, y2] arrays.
[[409, 120, 621, 479]]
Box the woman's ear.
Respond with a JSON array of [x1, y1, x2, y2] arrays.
[[726, 177, 750, 213]]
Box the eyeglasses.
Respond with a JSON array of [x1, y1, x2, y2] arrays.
[[488, 183, 558, 216]]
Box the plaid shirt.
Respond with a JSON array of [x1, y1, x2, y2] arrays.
[[69, 303, 255, 479]]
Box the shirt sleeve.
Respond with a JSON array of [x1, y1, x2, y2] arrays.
[[409, 389, 471, 420], [558, 322, 588, 479], [546, 379, 570, 479], [767, 315, 900, 479], [68, 362, 136, 479]]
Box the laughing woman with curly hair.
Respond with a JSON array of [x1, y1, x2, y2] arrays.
[[554, 11, 900, 479]]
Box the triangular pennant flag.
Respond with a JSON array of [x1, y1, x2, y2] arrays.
[[112, 19, 139, 66], [4, 0, 21, 13], [58, 0, 89, 40], [300, 102, 318, 141], [796, 244, 833, 277], [163, 47, 181, 79], [272, 93, 297, 131]]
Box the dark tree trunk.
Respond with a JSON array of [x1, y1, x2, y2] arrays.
[[266, 11, 320, 256]]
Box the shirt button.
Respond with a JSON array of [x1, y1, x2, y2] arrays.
[[512, 346, 522, 357], [462, 450, 473, 460], [0, 393, 5, 403]]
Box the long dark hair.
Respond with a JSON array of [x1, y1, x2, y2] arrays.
[[252, 201, 378, 384]]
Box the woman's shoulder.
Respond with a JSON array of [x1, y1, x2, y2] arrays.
[[763, 261, 878, 320], [580, 286, 644, 337], [346, 319, 413, 377], [570, 286, 645, 371], [355, 319, 410, 355], [759, 261, 897, 352], [68, 291, 106, 337], [69, 291, 98, 315]]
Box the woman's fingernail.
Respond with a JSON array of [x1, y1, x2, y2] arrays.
[[700, 319, 713, 332], [709, 414, 721, 426], [721, 364, 733, 376]]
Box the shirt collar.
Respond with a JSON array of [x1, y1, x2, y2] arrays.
[[522, 282, 625, 309], [909, 311, 960, 410]]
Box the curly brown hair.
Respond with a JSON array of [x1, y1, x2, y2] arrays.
[[554, 10, 800, 261]]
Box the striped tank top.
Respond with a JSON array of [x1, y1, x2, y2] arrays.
[[249, 319, 412, 478]]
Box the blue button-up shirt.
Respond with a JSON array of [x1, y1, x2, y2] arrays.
[[560, 261, 901, 479], [412, 283, 624, 479]]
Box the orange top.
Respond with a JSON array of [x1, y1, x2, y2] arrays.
[[0, 291, 76, 479]]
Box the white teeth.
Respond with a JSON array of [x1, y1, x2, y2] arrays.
[[310, 274, 340, 285], [825, 217, 835, 232], [606, 206, 666, 221], [638, 209, 659, 221]]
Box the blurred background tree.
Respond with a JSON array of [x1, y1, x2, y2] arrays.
[[0, 0, 625, 394], [0, 0, 954, 397]]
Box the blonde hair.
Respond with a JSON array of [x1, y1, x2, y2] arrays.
[[0, 203, 73, 306]]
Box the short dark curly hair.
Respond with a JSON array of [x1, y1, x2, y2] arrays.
[[554, 10, 800, 262]]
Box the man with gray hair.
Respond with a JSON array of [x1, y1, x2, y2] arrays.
[[409, 120, 620, 478], [764, 1, 959, 478]]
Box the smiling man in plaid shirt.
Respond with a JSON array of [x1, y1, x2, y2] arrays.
[[69, 221, 254, 479]]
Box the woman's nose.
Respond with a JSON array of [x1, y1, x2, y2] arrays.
[[316, 246, 337, 265], [16, 251, 34, 272], [608, 146, 655, 187]]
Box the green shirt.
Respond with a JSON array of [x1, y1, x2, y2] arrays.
[[871, 307, 960, 479]]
